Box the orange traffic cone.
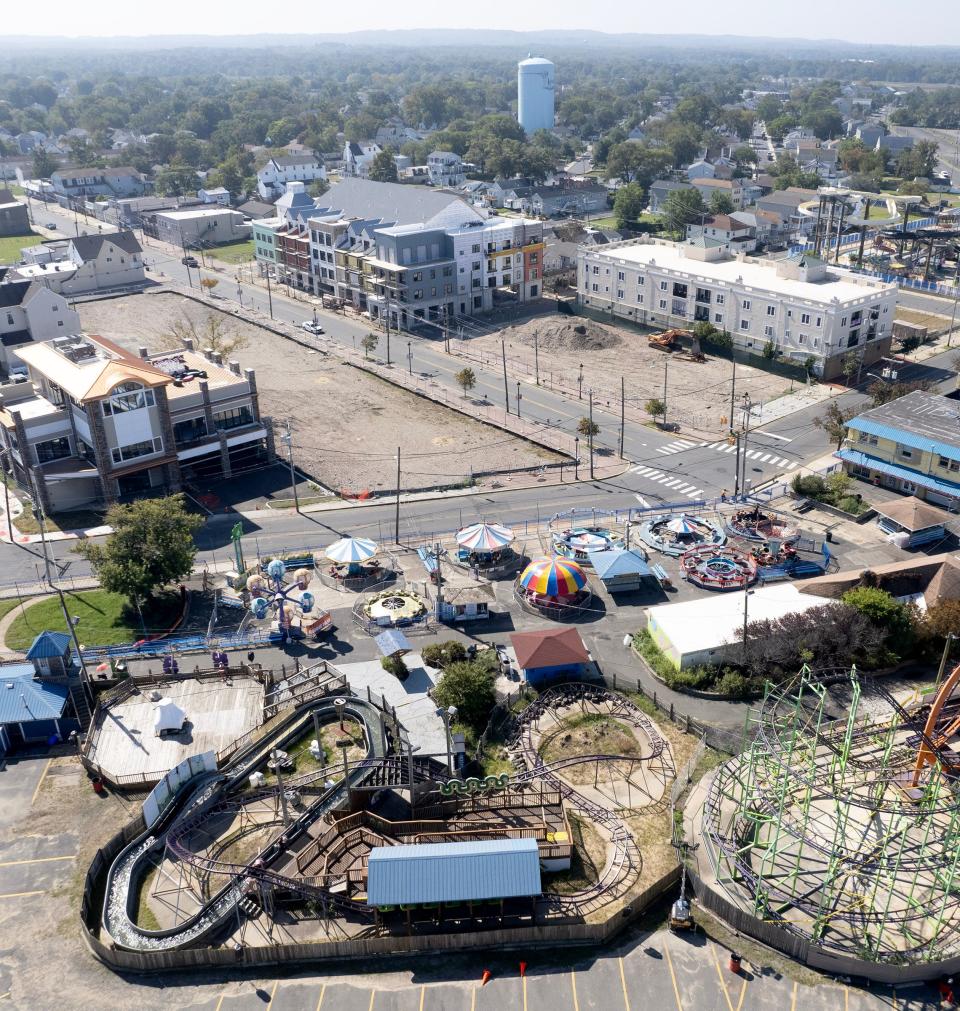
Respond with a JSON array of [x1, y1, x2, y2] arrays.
[[519, 962, 527, 977], [481, 969, 492, 986]]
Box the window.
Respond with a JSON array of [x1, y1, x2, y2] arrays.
[[715, 294, 724, 305], [471, 244, 481, 254], [35, 437, 71, 463], [672, 282, 688, 299], [847, 331, 860, 348], [742, 299, 751, 310], [530, 284, 538, 297], [815, 316, 822, 327], [101, 383, 155, 416], [173, 417, 208, 446], [111, 437, 163, 464], [841, 316, 847, 327], [696, 288, 711, 303], [659, 299, 667, 310], [897, 445, 914, 460], [659, 280, 668, 291], [763, 324, 774, 336], [740, 319, 750, 330], [472, 261, 480, 272], [412, 271, 422, 282], [617, 271, 625, 282], [714, 313, 723, 324], [801, 312, 811, 325], [592, 283, 599, 292], [766, 305, 776, 317], [637, 294, 644, 305], [5, 313, 12, 325], [799, 334, 807, 345], [858, 432, 879, 447], [637, 275, 644, 286], [617, 289, 625, 300], [213, 406, 254, 431]]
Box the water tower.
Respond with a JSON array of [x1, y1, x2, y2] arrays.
[[518, 55, 555, 135]]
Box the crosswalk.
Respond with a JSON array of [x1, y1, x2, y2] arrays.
[[654, 438, 799, 470], [627, 465, 705, 499]]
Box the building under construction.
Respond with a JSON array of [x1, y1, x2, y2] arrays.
[[694, 668, 960, 976]]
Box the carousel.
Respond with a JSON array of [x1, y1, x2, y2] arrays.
[[515, 556, 591, 618], [639, 512, 726, 557], [454, 522, 519, 574], [320, 536, 391, 591], [552, 526, 623, 565], [726, 505, 798, 544], [679, 544, 757, 591]]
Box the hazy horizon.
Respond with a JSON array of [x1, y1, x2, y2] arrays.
[[6, 4, 960, 49]]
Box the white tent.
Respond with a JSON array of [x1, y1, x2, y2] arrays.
[[154, 697, 186, 736]]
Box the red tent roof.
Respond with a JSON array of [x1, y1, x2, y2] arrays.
[[510, 626, 590, 670]]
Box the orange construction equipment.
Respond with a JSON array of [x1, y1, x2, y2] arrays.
[[912, 663, 960, 785], [648, 328, 686, 351]]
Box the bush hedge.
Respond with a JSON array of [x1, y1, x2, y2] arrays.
[[632, 629, 756, 698]]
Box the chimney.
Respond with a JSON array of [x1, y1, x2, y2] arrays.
[[137, 346, 149, 359], [228, 359, 241, 376], [202, 346, 214, 360], [181, 337, 195, 351], [212, 352, 223, 366]]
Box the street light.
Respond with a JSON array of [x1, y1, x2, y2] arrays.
[[437, 704, 458, 776], [578, 362, 584, 400], [935, 633, 958, 692], [407, 340, 413, 376], [574, 436, 580, 480], [741, 587, 756, 664], [516, 381, 522, 419]]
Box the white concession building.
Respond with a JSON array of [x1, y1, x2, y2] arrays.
[[578, 237, 898, 380]]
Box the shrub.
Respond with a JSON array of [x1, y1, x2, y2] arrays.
[[433, 659, 496, 729], [714, 669, 750, 697], [380, 655, 409, 681], [662, 667, 715, 691], [837, 495, 866, 515], [421, 640, 467, 669], [791, 474, 827, 498]]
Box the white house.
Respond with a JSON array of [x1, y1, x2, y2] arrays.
[[578, 237, 897, 379], [256, 155, 326, 201], [198, 187, 231, 206], [685, 214, 757, 253], [0, 279, 81, 375], [427, 151, 466, 188], [342, 141, 383, 179], [8, 232, 146, 297]]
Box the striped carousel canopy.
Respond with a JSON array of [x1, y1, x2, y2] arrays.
[[518, 556, 588, 596], [456, 522, 515, 552], [325, 537, 379, 563]]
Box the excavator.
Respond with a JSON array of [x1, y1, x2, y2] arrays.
[[648, 329, 706, 362]]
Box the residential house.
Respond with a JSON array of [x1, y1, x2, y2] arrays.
[[876, 135, 915, 159], [145, 208, 251, 248], [649, 179, 694, 214], [856, 124, 886, 149], [10, 231, 145, 296], [685, 214, 756, 253], [237, 198, 276, 221], [578, 238, 896, 379], [686, 160, 716, 181], [50, 167, 146, 202], [0, 190, 29, 237], [2, 334, 270, 512], [691, 177, 744, 210], [838, 390, 960, 508], [198, 187, 231, 206], [731, 209, 784, 246], [529, 184, 607, 218], [756, 187, 819, 240], [0, 277, 81, 375], [427, 151, 466, 188], [342, 141, 383, 179], [256, 154, 326, 202]]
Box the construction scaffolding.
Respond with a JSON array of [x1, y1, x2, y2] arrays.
[[701, 667, 960, 965]]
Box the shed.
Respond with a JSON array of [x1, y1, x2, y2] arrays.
[[366, 838, 541, 907], [876, 496, 950, 548], [0, 663, 72, 753], [588, 548, 654, 593], [510, 627, 590, 685], [25, 630, 73, 680], [375, 629, 413, 658]]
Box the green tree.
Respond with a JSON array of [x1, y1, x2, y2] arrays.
[[732, 144, 758, 168], [368, 149, 398, 183], [155, 165, 199, 197], [455, 367, 477, 398], [762, 340, 778, 360], [576, 416, 600, 438], [433, 659, 496, 730], [361, 333, 379, 359], [309, 178, 330, 198], [709, 190, 735, 215], [813, 401, 857, 450], [75, 495, 202, 621], [660, 187, 705, 239], [32, 146, 58, 179], [842, 586, 916, 658], [867, 379, 931, 406], [613, 182, 647, 230], [841, 351, 860, 385], [645, 398, 666, 421]]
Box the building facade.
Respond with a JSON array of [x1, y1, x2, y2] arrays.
[[0, 190, 29, 237], [11, 232, 145, 296], [427, 152, 466, 188], [1, 335, 270, 512], [838, 390, 960, 508], [50, 167, 146, 201], [578, 238, 896, 379], [0, 280, 81, 376], [256, 155, 326, 201], [146, 208, 251, 248]]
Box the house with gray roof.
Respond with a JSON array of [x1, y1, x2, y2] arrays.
[[256, 153, 326, 201], [649, 179, 694, 214]]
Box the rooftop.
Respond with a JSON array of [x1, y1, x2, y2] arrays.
[[146, 349, 248, 401], [69, 231, 142, 261], [152, 208, 238, 221], [510, 626, 590, 670], [0, 664, 69, 725], [366, 838, 541, 906], [26, 630, 71, 660], [875, 495, 952, 532], [312, 178, 483, 229], [589, 239, 894, 305], [848, 391, 960, 450]]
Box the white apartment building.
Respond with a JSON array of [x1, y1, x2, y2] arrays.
[[11, 232, 145, 296], [578, 237, 897, 380], [427, 151, 466, 188], [256, 155, 326, 201], [0, 280, 81, 375]]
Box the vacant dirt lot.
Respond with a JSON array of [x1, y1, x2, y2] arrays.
[[467, 315, 792, 435], [77, 292, 556, 493]]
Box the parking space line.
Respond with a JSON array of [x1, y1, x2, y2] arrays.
[[0, 890, 44, 899], [470, 988, 476, 1011], [419, 984, 425, 1011], [618, 958, 631, 1010], [31, 759, 52, 806], [213, 995, 224, 1011], [315, 984, 326, 1011], [0, 854, 75, 867], [709, 943, 735, 1011], [368, 989, 377, 1011], [790, 980, 797, 1011], [662, 942, 684, 1010], [570, 971, 580, 1011], [266, 980, 279, 1009], [522, 974, 527, 1011]]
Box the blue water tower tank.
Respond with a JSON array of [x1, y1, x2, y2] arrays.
[[518, 55, 555, 136]]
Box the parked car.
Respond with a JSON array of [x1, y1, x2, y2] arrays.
[[45, 222, 56, 229], [181, 255, 199, 267], [302, 321, 325, 335]]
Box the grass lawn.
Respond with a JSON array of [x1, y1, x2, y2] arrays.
[[208, 239, 254, 265], [12, 508, 106, 536], [0, 597, 29, 624], [0, 230, 41, 265], [4, 588, 182, 651]]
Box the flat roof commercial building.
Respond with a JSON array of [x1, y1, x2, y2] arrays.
[[578, 238, 897, 380]]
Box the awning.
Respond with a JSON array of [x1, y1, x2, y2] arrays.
[[375, 629, 412, 658], [836, 449, 960, 500]]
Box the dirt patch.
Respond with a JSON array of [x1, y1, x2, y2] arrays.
[[539, 712, 642, 785], [544, 812, 607, 895], [75, 291, 559, 493], [504, 317, 623, 352]]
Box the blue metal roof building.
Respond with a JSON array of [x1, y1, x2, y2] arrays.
[[837, 449, 960, 500], [589, 548, 654, 592], [375, 629, 413, 658], [0, 663, 73, 754], [367, 838, 542, 906], [25, 631, 72, 660]]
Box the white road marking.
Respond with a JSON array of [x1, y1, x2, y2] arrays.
[[761, 431, 792, 443]]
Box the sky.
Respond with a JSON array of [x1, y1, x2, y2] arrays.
[[7, 0, 960, 47]]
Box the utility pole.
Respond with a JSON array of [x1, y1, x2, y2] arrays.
[[740, 396, 753, 499], [265, 270, 274, 319], [619, 376, 625, 459], [281, 421, 299, 513], [501, 340, 510, 414], [0, 448, 12, 544], [662, 359, 669, 429], [574, 437, 580, 481], [588, 389, 596, 480], [733, 431, 742, 497], [443, 306, 450, 354], [29, 474, 53, 585], [407, 340, 412, 376], [728, 357, 737, 432], [516, 381, 522, 419], [273, 750, 291, 826], [534, 331, 540, 386], [385, 291, 392, 366], [394, 446, 401, 544]]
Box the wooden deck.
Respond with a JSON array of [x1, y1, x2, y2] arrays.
[[88, 676, 264, 780]]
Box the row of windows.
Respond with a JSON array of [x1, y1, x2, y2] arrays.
[[101, 384, 155, 417], [112, 436, 163, 465]]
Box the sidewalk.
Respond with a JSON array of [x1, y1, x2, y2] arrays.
[[0, 483, 111, 545]]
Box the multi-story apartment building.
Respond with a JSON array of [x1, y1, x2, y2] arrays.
[[838, 391, 960, 508], [146, 208, 251, 249], [50, 167, 146, 202], [0, 334, 270, 512], [256, 154, 326, 201], [578, 237, 896, 379], [427, 151, 466, 188], [342, 141, 383, 179]]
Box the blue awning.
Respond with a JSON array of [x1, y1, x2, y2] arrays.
[[837, 449, 960, 500], [367, 838, 541, 906], [375, 629, 413, 657], [589, 548, 653, 580]]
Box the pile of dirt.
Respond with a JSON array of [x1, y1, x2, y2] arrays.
[[504, 317, 623, 352]]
